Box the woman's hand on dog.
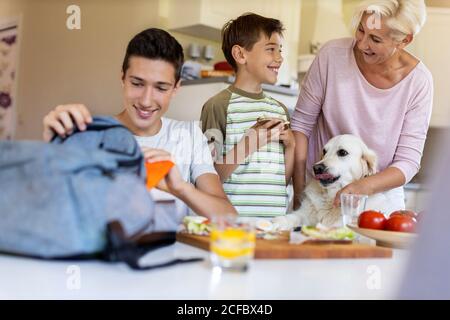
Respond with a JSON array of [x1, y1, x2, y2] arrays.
[[333, 179, 374, 207], [43, 104, 93, 141]]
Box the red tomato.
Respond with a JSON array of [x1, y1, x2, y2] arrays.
[[358, 210, 387, 230], [389, 210, 418, 219], [385, 215, 417, 233]]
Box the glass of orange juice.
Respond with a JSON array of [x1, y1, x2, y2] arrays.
[[209, 215, 256, 271]]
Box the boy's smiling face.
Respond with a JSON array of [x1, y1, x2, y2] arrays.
[[120, 56, 180, 136], [242, 32, 284, 85]]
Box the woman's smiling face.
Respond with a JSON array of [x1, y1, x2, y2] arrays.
[[355, 13, 405, 65]]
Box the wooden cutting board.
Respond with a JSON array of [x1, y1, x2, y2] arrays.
[[176, 232, 392, 259]]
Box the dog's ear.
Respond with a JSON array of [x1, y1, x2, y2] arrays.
[[361, 146, 378, 177]]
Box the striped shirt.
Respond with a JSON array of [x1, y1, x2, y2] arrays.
[[201, 85, 289, 217]]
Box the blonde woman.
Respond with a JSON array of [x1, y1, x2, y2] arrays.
[[292, 0, 433, 212]]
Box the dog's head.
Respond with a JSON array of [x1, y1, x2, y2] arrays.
[[313, 135, 377, 189]]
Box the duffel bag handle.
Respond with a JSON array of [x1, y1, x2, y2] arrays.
[[104, 221, 204, 270]]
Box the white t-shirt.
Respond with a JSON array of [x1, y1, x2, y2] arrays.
[[134, 117, 217, 230]]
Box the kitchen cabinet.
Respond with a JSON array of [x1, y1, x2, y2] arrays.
[[408, 7, 450, 127], [164, 0, 300, 41], [163, 0, 302, 85]]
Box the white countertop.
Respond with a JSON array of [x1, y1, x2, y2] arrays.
[[0, 242, 411, 300]]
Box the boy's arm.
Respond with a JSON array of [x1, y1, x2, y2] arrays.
[[180, 173, 237, 218], [214, 136, 254, 183], [280, 128, 295, 185], [143, 148, 236, 218], [292, 131, 309, 210], [214, 119, 285, 182], [201, 91, 283, 183], [284, 144, 295, 185], [271, 100, 294, 185]]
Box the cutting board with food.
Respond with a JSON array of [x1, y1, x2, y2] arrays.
[[177, 232, 392, 259], [177, 217, 392, 259]]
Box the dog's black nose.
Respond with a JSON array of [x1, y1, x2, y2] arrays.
[[313, 163, 326, 175]]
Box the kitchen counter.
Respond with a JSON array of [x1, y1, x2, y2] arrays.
[[181, 76, 299, 97], [0, 242, 411, 299]]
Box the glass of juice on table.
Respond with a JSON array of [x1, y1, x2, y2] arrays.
[[209, 214, 256, 272]]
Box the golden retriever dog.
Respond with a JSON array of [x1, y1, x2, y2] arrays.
[[273, 134, 393, 230]]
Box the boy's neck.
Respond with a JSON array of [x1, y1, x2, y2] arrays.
[[115, 110, 162, 137], [233, 70, 263, 94]]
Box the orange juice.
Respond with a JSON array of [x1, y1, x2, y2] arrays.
[[210, 225, 256, 271]]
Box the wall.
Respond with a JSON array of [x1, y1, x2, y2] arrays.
[[298, 0, 449, 55], [0, 0, 24, 17], [299, 0, 361, 55], [426, 0, 450, 7], [3, 0, 448, 139], [0, 0, 224, 140], [298, 0, 318, 54]]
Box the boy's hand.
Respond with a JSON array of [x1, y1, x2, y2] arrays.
[[42, 104, 93, 142], [141, 147, 188, 196], [246, 118, 284, 150], [279, 128, 295, 149]]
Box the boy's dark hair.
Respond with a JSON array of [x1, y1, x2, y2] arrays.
[[122, 28, 184, 83], [221, 13, 284, 71]]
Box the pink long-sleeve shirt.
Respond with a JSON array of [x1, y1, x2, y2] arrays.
[[292, 38, 434, 184]]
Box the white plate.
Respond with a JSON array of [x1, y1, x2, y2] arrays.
[[347, 224, 418, 249]]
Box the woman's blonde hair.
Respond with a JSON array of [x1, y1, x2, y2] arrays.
[[351, 0, 427, 42]]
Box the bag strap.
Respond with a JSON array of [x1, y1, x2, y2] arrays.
[[103, 221, 203, 270]]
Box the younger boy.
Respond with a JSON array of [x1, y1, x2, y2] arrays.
[[201, 13, 295, 217], [43, 28, 236, 230]]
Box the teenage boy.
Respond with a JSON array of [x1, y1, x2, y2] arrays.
[[42, 28, 237, 230], [201, 13, 295, 217]]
